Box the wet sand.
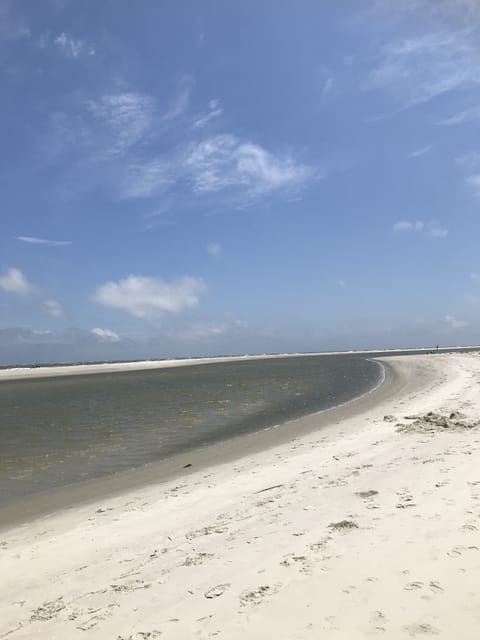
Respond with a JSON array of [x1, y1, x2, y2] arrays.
[[1, 353, 480, 638]]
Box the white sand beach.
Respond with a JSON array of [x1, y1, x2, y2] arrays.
[[1, 352, 480, 638]]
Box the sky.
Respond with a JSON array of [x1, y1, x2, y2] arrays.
[[1, 0, 480, 364]]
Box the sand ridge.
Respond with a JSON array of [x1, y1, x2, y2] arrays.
[[1, 353, 480, 638]]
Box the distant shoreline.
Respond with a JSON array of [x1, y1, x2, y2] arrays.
[[1, 345, 478, 381]]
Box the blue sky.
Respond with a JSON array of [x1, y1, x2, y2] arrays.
[[1, 0, 480, 364]]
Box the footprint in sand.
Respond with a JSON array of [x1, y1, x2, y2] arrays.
[[396, 491, 416, 509], [204, 584, 231, 599], [403, 622, 440, 636], [356, 490, 379, 499], [404, 581, 423, 591], [280, 554, 311, 574], [30, 596, 66, 622], [186, 525, 229, 540], [182, 552, 214, 566], [369, 610, 388, 634], [110, 580, 151, 593], [428, 581, 443, 593], [447, 545, 479, 557], [117, 632, 162, 639], [76, 604, 119, 631], [328, 519, 358, 531], [239, 586, 271, 607]]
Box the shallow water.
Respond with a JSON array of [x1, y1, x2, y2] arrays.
[[0, 354, 382, 504]]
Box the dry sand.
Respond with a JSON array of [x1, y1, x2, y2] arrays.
[[1, 352, 480, 638]]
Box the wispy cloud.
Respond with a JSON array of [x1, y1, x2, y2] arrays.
[[44, 299, 63, 317], [393, 220, 448, 237], [0, 1, 31, 42], [437, 105, 480, 126], [455, 153, 480, 199], [428, 225, 449, 238], [92, 275, 206, 319], [162, 76, 193, 122], [119, 158, 176, 199], [184, 135, 315, 196], [192, 99, 223, 129], [53, 32, 95, 58], [445, 314, 468, 329], [466, 174, 480, 199], [0, 268, 33, 295], [393, 220, 424, 232], [401, 0, 480, 22], [207, 242, 221, 257], [14, 235, 72, 246], [369, 30, 480, 109], [43, 78, 317, 207], [407, 145, 432, 159], [161, 314, 248, 342], [120, 134, 316, 203], [91, 327, 120, 342], [86, 92, 155, 159]]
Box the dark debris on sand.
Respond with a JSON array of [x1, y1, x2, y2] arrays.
[[394, 411, 480, 435], [329, 520, 358, 531]]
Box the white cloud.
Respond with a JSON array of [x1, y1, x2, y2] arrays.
[[0, 268, 32, 295], [120, 158, 175, 199], [370, 30, 480, 109], [92, 275, 206, 318], [455, 153, 480, 199], [437, 105, 480, 126], [207, 242, 221, 257], [173, 320, 228, 341], [428, 224, 448, 238], [393, 220, 424, 232], [393, 220, 447, 237], [87, 92, 154, 158], [184, 134, 315, 196], [44, 299, 63, 317], [192, 98, 223, 129], [322, 74, 334, 98], [43, 82, 317, 208], [408, 145, 432, 158], [161, 313, 249, 342], [91, 327, 120, 342], [192, 108, 223, 129], [53, 32, 95, 58], [455, 152, 480, 169], [466, 174, 480, 199], [14, 236, 71, 246], [0, 2, 30, 42], [162, 76, 193, 122], [445, 314, 469, 329], [400, 1, 480, 22], [120, 134, 316, 202]]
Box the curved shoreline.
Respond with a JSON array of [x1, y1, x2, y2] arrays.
[[0, 357, 398, 530], [1, 345, 478, 381]]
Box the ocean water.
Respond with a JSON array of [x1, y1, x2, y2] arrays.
[[0, 355, 383, 504]]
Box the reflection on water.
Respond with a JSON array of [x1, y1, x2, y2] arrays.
[[0, 355, 382, 503]]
